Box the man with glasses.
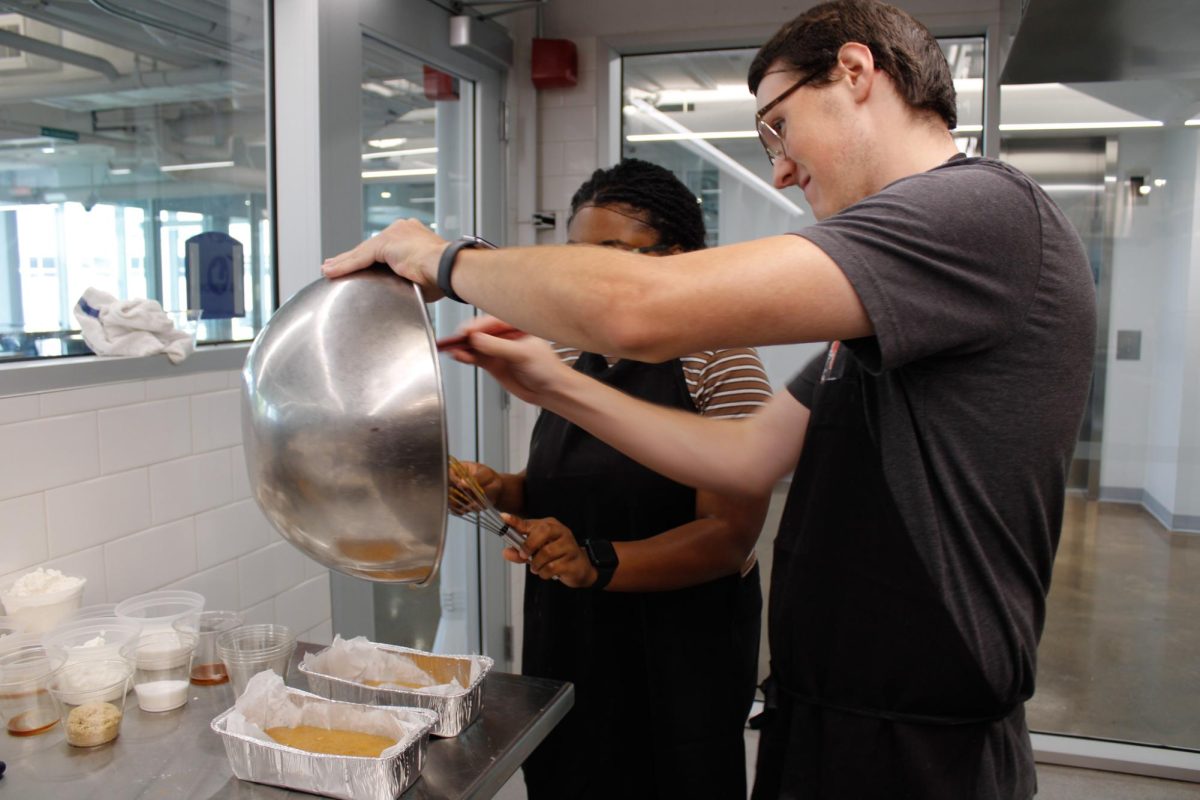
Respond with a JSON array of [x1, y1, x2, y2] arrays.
[[325, 1, 1095, 797]]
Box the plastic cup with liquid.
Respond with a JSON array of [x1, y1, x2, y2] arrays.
[[47, 659, 133, 747], [215, 624, 296, 698], [120, 631, 197, 712], [173, 610, 243, 686], [0, 637, 63, 737]]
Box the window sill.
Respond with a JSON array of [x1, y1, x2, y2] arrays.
[[0, 343, 250, 398]]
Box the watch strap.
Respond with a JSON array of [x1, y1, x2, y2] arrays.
[[437, 238, 479, 303]]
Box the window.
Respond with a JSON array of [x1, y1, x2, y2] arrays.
[[0, 2, 273, 362]]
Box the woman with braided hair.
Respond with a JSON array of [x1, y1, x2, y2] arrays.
[[454, 159, 771, 799]]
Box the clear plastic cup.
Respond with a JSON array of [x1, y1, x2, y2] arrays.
[[114, 590, 205, 636], [47, 659, 133, 747], [0, 572, 86, 634], [0, 637, 63, 737], [121, 631, 197, 713], [215, 624, 296, 698], [43, 618, 143, 666], [173, 610, 243, 686], [64, 604, 119, 623], [0, 615, 26, 646]]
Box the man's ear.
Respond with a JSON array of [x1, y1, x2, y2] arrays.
[[836, 42, 876, 103]]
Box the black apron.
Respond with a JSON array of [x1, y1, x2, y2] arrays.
[[521, 352, 762, 800], [752, 344, 1035, 800]]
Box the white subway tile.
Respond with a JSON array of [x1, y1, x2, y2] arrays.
[[148, 450, 233, 525], [241, 598, 275, 625], [274, 573, 331, 636], [541, 106, 597, 142], [230, 446, 251, 500], [0, 395, 39, 425], [0, 413, 99, 501], [539, 141, 565, 177], [550, 66, 596, 109], [98, 398, 190, 473], [104, 519, 196, 602], [195, 499, 278, 570], [303, 618, 333, 647], [238, 541, 305, 609], [539, 174, 579, 212], [562, 139, 597, 176], [39, 381, 145, 417], [572, 36, 596, 67], [0, 546, 110, 606], [146, 371, 230, 400], [168, 561, 240, 611], [45, 469, 150, 558], [191, 389, 242, 453], [0, 494, 47, 575]]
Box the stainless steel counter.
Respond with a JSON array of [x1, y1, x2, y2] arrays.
[[0, 643, 573, 799]]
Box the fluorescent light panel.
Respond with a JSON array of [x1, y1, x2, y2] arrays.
[[361, 168, 437, 179], [626, 131, 758, 142], [361, 147, 438, 161], [1186, 119, 1200, 126], [160, 160, 235, 172]]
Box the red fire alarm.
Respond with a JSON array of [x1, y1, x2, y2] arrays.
[[531, 38, 578, 90], [423, 65, 459, 101]]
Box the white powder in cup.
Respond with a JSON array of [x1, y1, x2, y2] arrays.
[[6, 569, 85, 598], [133, 679, 190, 712]]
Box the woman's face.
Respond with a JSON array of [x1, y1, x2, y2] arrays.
[[566, 203, 667, 253]]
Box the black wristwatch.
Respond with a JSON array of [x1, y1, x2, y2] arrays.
[[437, 235, 496, 303], [582, 539, 618, 590]]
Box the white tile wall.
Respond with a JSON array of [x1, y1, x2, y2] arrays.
[[536, 36, 600, 230], [0, 368, 331, 638]]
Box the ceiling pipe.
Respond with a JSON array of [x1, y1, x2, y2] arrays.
[[0, 64, 233, 104], [0, 28, 120, 80]]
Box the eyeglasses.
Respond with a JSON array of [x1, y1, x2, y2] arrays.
[[755, 72, 820, 165]]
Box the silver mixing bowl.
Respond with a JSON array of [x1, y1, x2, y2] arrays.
[[241, 266, 447, 584]]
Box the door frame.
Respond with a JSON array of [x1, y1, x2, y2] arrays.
[[273, 0, 512, 664]]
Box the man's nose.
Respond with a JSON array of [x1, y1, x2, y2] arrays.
[[772, 157, 797, 190]]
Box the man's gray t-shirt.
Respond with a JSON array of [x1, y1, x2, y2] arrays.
[[784, 155, 1096, 707]]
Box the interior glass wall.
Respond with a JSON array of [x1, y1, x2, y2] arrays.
[[1002, 80, 1200, 752], [0, 1, 273, 361]]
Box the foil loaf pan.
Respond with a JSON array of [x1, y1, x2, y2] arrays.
[[211, 674, 439, 800], [299, 638, 493, 737]]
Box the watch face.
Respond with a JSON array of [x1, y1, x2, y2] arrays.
[[586, 539, 618, 570]]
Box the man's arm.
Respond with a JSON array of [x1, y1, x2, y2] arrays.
[[323, 220, 871, 362]]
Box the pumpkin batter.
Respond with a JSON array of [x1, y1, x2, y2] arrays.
[[265, 725, 396, 758]]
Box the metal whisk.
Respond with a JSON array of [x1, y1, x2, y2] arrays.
[[448, 456, 527, 553]]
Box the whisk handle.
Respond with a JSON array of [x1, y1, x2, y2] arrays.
[[498, 522, 527, 551]]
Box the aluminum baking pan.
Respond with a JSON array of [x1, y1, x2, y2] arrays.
[[300, 643, 492, 737], [210, 687, 438, 800]]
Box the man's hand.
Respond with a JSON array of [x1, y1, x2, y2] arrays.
[[446, 316, 576, 407], [322, 218, 448, 298], [500, 515, 599, 589]]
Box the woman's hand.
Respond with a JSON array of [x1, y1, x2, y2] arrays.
[[448, 460, 504, 513], [501, 515, 599, 589], [321, 218, 448, 298], [447, 317, 576, 407]]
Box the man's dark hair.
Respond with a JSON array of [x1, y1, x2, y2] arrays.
[[748, 0, 956, 129], [569, 158, 707, 252]]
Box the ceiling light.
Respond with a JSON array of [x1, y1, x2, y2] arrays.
[[109, 168, 131, 176], [626, 131, 758, 142], [361, 147, 438, 161], [380, 191, 392, 199], [361, 168, 437, 179], [1186, 119, 1199, 126], [644, 84, 754, 106], [1138, 184, 1152, 196], [160, 160, 235, 172], [1000, 121, 1162, 131], [953, 125, 984, 133], [362, 81, 395, 98], [367, 137, 408, 148]]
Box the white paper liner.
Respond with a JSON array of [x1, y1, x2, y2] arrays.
[[301, 635, 475, 696], [224, 671, 422, 759]]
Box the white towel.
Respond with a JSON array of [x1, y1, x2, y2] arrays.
[[73, 287, 195, 364]]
